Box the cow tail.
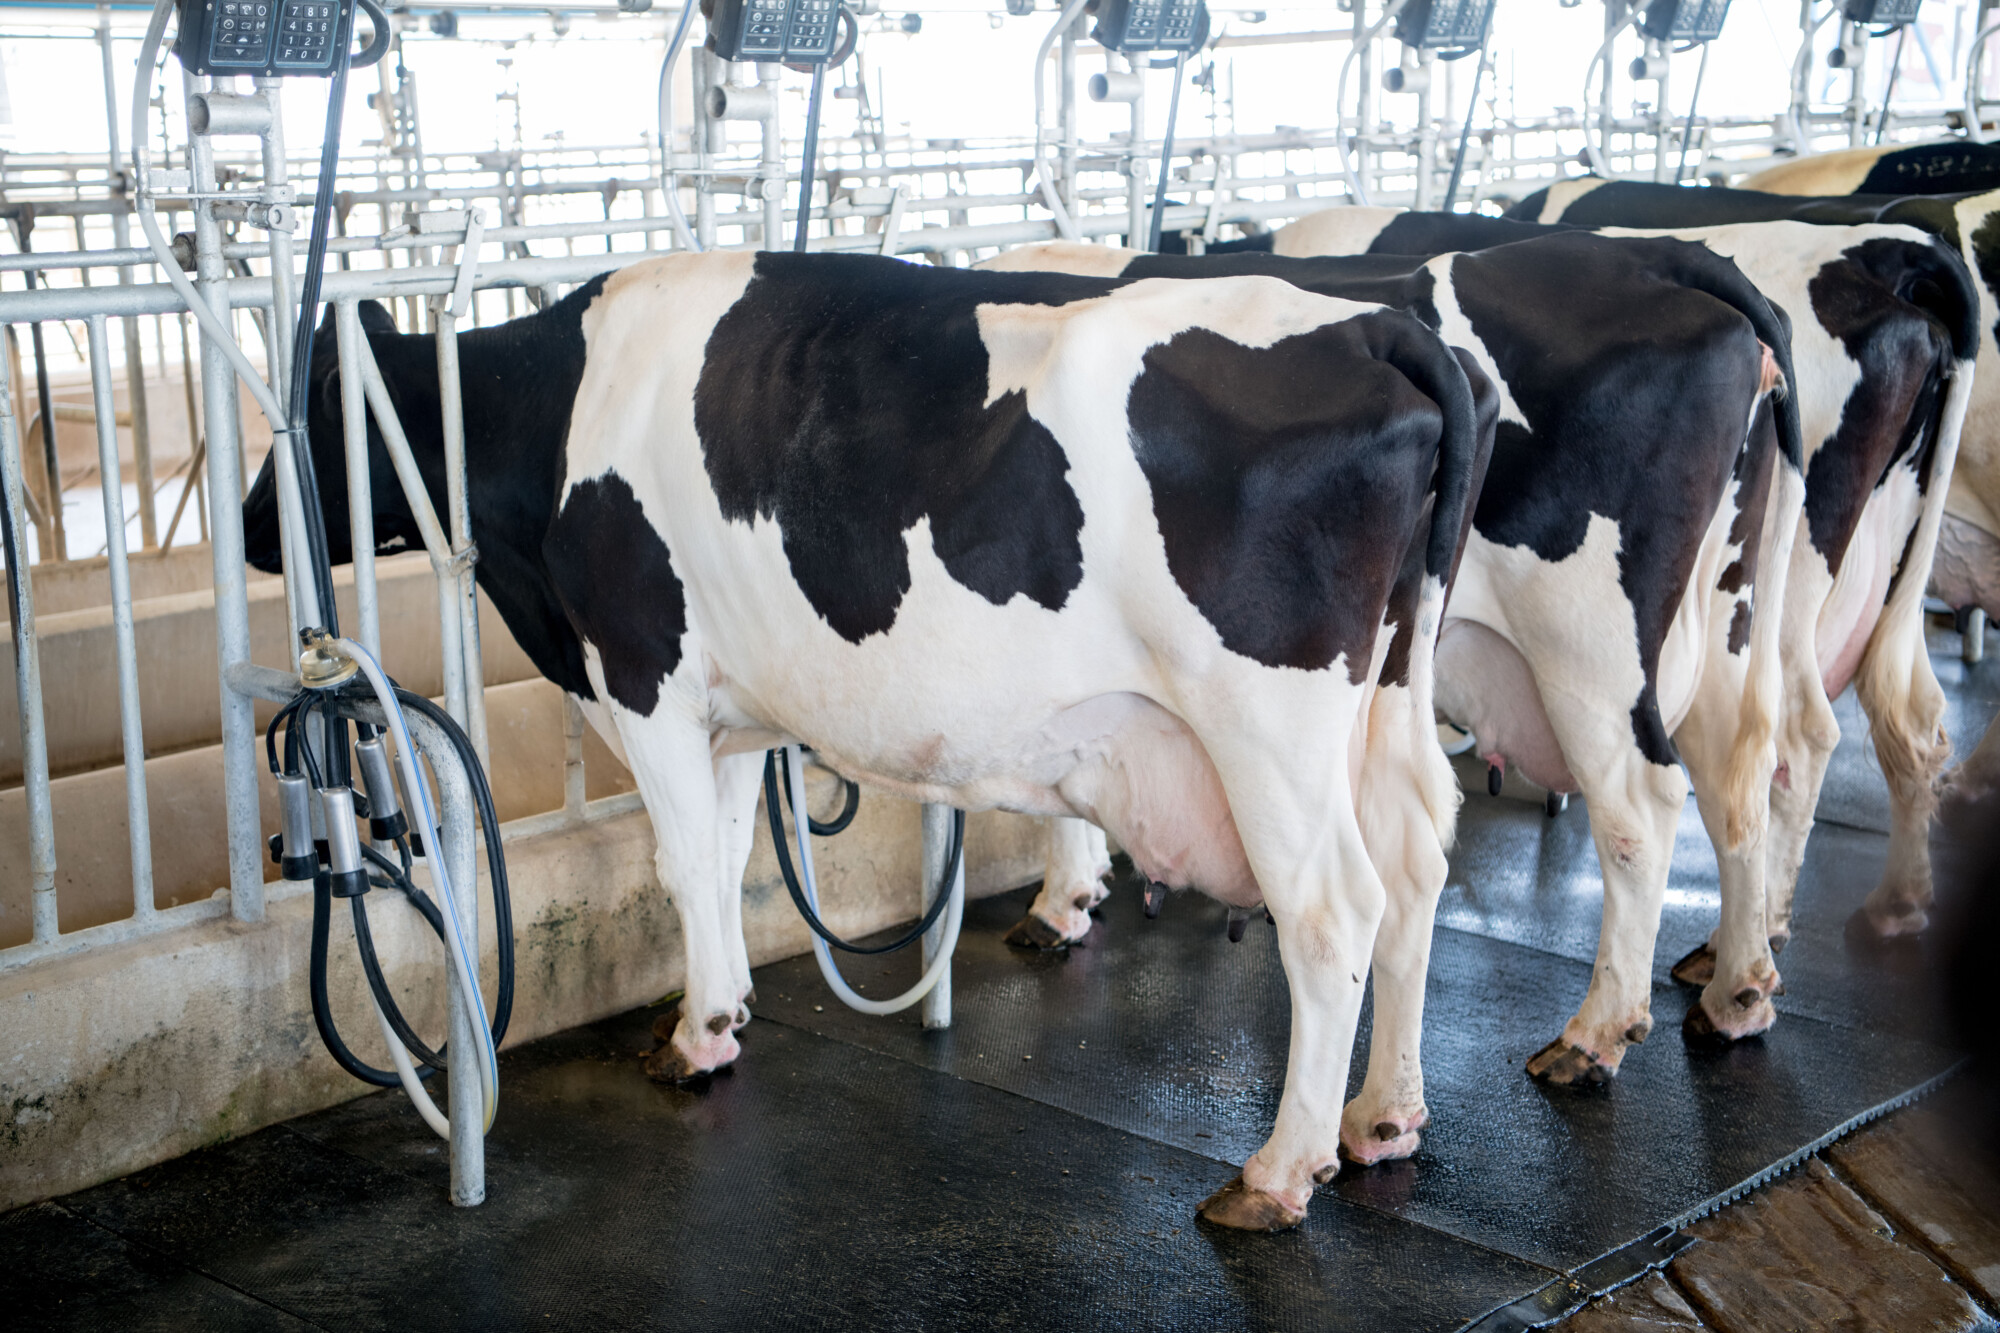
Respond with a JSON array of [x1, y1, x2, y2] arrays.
[[1669, 251, 1807, 476], [1369, 313, 1483, 589], [1855, 354, 1975, 806]]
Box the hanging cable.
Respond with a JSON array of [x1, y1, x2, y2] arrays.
[[1146, 48, 1190, 252], [1443, 8, 1496, 211], [768, 745, 964, 1016]]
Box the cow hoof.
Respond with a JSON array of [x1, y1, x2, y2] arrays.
[[1196, 1175, 1306, 1232], [1670, 943, 1717, 987], [1683, 993, 1775, 1046], [1004, 912, 1072, 950], [1525, 1037, 1616, 1086], [642, 1043, 732, 1086], [1338, 1107, 1428, 1166], [1846, 900, 1929, 943]]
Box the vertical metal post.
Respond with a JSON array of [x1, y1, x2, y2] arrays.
[[433, 305, 487, 766], [254, 77, 298, 410], [1126, 55, 1148, 247], [1414, 49, 1436, 209], [1356, 0, 1375, 202], [188, 70, 267, 925], [697, 52, 721, 249], [919, 803, 956, 1031], [563, 694, 586, 817], [103, 5, 158, 552], [88, 314, 155, 921], [334, 301, 381, 658], [409, 710, 484, 1207], [1059, 20, 1079, 216], [759, 61, 784, 246], [1, 334, 59, 944]]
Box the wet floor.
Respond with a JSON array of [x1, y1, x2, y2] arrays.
[[0, 626, 1984, 1331]]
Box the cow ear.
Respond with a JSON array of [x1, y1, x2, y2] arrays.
[[357, 300, 397, 335]]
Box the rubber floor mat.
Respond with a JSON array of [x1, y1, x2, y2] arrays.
[[29, 1013, 1545, 1332]]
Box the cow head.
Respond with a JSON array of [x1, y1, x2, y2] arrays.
[[242, 300, 429, 574]]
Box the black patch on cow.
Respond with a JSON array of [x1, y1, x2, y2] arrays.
[[242, 276, 614, 702], [543, 472, 687, 715], [1802, 242, 1959, 571], [1858, 142, 2000, 198], [1718, 400, 1778, 598], [694, 254, 1110, 643], [1508, 178, 1971, 250], [1444, 236, 1781, 768], [1121, 235, 1793, 763], [1371, 211, 1569, 255], [1727, 600, 1753, 655], [1124, 314, 1456, 679], [1199, 231, 1277, 255]]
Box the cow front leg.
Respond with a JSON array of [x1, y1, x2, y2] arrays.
[[1342, 680, 1457, 1166], [1005, 818, 1112, 948], [1851, 616, 1950, 939], [1526, 743, 1687, 1084]]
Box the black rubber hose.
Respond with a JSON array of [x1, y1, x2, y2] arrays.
[[763, 749, 962, 955], [783, 748, 861, 836], [309, 869, 404, 1088], [350, 889, 447, 1072]]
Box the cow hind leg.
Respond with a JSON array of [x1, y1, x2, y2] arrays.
[[1852, 612, 1950, 939], [1674, 646, 1782, 1043], [1525, 735, 1688, 1084], [1341, 680, 1457, 1167], [1005, 818, 1112, 948]]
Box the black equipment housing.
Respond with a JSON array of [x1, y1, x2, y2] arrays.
[[706, 0, 842, 62], [1091, 0, 1210, 54], [175, 0, 358, 76], [1841, 0, 1922, 24], [1395, 0, 1497, 50], [1639, 0, 1732, 43]]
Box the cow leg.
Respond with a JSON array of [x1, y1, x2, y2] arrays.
[[1525, 735, 1688, 1084], [1341, 678, 1457, 1167], [1005, 818, 1112, 948], [613, 706, 748, 1083], [712, 749, 764, 1024], [1180, 690, 1380, 1231], [1851, 603, 1950, 938], [1674, 644, 1782, 1043]]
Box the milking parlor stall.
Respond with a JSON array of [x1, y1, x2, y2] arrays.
[[7, 0, 2000, 1325]]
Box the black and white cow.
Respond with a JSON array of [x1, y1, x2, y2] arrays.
[[1739, 140, 2000, 198], [246, 250, 1495, 1230], [981, 231, 1807, 1091], [1268, 205, 1977, 1051], [1499, 181, 1995, 940]]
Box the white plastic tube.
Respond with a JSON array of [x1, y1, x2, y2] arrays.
[[1334, 0, 1413, 207], [1032, 0, 1091, 240], [785, 744, 962, 1015], [337, 637, 500, 1134], [655, 0, 704, 252]]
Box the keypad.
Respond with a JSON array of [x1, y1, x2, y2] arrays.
[[732, 0, 839, 60], [208, 1, 274, 65], [273, 1, 339, 68], [1106, 0, 1204, 52]]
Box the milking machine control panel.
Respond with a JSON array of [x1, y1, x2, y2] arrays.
[[1840, 0, 1922, 25], [706, 0, 843, 61], [175, 0, 383, 76], [1394, 0, 1497, 50], [1639, 0, 1733, 44], [1092, 0, 1211, 54]]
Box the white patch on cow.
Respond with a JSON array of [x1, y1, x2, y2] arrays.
[[1537, 177, 1610, 224], [1818, 460, 1925, 697], [1421, 258, 1528, 431], [975, 240, 1136, 278], [1945, 190, 2000, 540], [1271, 206, 1402, 258]]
